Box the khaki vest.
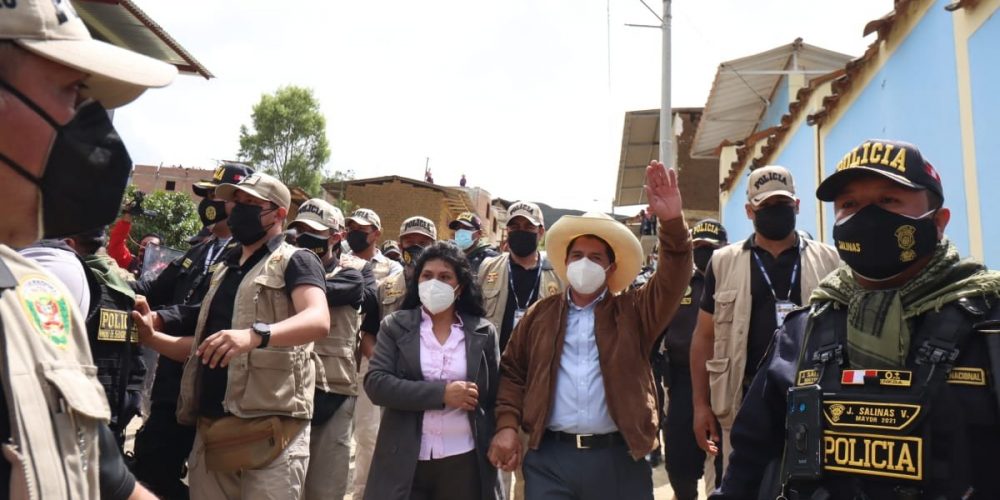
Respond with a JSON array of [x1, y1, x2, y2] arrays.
[[478, 252, 563, 332], [378, 271, 407, 319], [313, 255, 364, 396], [0, 246, 109, 500], [706, 237, 841, 427], [177, 242, 316, 425], [370, 255, 396, 286]]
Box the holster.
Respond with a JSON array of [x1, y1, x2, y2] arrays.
[[198, 415, 306, 473]]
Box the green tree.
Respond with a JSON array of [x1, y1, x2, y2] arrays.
[[238, 86, 331, 196], [124, 185, 201, 253]]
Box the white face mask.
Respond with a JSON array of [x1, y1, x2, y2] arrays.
[[419, 279, 458, 315], [566, 258, 609, 295]]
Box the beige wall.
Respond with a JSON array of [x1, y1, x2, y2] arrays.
[[344, 180, 450, 241], [131, 165, 212, 204]]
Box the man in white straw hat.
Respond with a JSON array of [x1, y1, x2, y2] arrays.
[[0, 0, 175, 498], [488, 161, 693, 499]]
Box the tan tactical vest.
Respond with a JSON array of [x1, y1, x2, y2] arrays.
[[370, 254, 397, 286], [312, 255, 364, 396], [706, 237, 840, 427], [478, 252, 564, 333], [378, 271, 407, 319], [0, 246, 109, 500], [177, 242, 316, 425]]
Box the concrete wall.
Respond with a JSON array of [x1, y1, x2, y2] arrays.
[[966, 7, 1000, 266]]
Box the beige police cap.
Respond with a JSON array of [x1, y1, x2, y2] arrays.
[[216, 172, 291, 209]]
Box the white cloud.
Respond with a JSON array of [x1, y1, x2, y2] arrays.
[[118, 0, 891, 212]]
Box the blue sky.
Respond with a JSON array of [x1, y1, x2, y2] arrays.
[[116, 0, 892, 213]]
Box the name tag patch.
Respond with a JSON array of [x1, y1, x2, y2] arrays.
[[796, 369, 819, 386], [823, 401, 921, 431], [841, 369, 912, 387], [97, 308, 138, 343], [947, 367, 986, 386], [823, 430, 922, 481]]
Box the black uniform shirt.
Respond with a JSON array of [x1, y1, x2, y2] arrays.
[[663, 271, 705, 367], [701, 236, 802, 379], [499, 258, 541, 352], [198, 235, 325, 418]]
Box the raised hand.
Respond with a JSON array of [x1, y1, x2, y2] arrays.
[[644, 160, 683, 222]]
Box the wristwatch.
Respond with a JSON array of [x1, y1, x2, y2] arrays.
[[252, 322, 271, 349]]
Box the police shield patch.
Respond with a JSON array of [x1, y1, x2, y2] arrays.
[[17, 275, 71, 348]]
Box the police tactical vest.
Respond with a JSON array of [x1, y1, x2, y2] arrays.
[[0, 246, 109, 499], [83, 268, 143, 426], [176, 242, 316, 424], [707, 238, 840, 428], [781, 299, 999, 499], [478, 252, 563, 334], [379, 271, 408, 319], [313, 256, 364, 396]]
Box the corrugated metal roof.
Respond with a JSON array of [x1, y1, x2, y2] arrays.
[[691, 39, 852, 158], [74, 0, 212, 79]]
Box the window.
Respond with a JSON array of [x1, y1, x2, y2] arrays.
[[165, 181, 176, 191]]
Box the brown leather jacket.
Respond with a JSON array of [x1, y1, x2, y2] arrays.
[[495, 217, 692, 459]]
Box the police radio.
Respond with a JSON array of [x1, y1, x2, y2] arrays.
[[782, 385, 824, 481]]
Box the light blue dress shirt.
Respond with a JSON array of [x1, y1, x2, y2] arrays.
[[547, 289, 618, 435]]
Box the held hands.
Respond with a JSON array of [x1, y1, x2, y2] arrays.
[[644, 160, 684, 222], [488, 428, 522, 472], [197, 328, 261, 368], [443, 381, 479, 411], [693, 403, 721, 456]]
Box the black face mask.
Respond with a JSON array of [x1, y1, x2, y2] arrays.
[[402, 245, 425, 266], [198, 198, 228, 227], [296, 232, 329, 258], [347, 230, 372, 253], [693, 246, 716, 273], [833, 204, 938, 281], [753, 203, 796, 241], [227, 203, 275, 245], [507, 230, 538, 258], [0, 81, 133, 239]]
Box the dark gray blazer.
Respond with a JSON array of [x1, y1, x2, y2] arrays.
[[363, 308, 503, 500]]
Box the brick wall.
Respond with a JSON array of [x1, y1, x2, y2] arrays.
[[344, 179, 450, 241], [131, 165, 213, 204]]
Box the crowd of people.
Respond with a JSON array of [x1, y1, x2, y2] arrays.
[[2, 2, 1000, 500]]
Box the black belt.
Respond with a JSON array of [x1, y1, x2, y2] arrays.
[[544, 430, 625, 450]]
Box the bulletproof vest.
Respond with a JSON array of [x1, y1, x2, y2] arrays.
[[83, 267, 143, 425], [313, 256, 364, 396], [782, 297, 999, 499]]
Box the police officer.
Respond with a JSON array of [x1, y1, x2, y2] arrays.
[[65, 229, 147, 448], [713, 140, 1000, 499], [659, 219, 727, 499], [129, 162, 251, 498], [0, 0, 175, 497], [449, 211, 499, 273], [287, 199, 370, 500]]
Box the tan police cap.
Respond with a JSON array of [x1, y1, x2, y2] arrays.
[[215, 172, 291, 209]]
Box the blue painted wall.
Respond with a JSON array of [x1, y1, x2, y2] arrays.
[[821, 0, 968, 253], [759, 76, 790, 131], [968, 10, 1000, 267], [771, 124, 820, 239], [721, 168, 754, 243]]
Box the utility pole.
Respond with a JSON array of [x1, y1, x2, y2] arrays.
[[660, 0, 672, 166]]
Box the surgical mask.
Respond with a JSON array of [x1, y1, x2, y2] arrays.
[[753, 203, 796, 241], [228, 203, 275, 245], [296, 232, 329, 257], [507, 230, 538, 258], [454, 229, 476, 251], [419, 279, 457, 315], [198, 198, 228, 227], [693, 246, 715, 273], [566, 258, 608, 294], [403, 245, 425, 266], [0, 80, 133, 239], [833, 204, 938, 281], [347, 230, 371, 253]]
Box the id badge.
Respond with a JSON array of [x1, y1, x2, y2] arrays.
[[513, 308, 526, 328], [775, 300, 797, 326]]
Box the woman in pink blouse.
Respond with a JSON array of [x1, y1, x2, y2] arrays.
[[364, 242, 503, 500]]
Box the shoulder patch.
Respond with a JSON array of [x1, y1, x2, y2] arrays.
[[485, 272, 499, 284], [947, 367, 987, 386], [17, 274, 71, 348]]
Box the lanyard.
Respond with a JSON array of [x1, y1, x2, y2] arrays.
[[751, 242, 800, 302], [202, 237, 229, 275], [507, 258, 543, 311]]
